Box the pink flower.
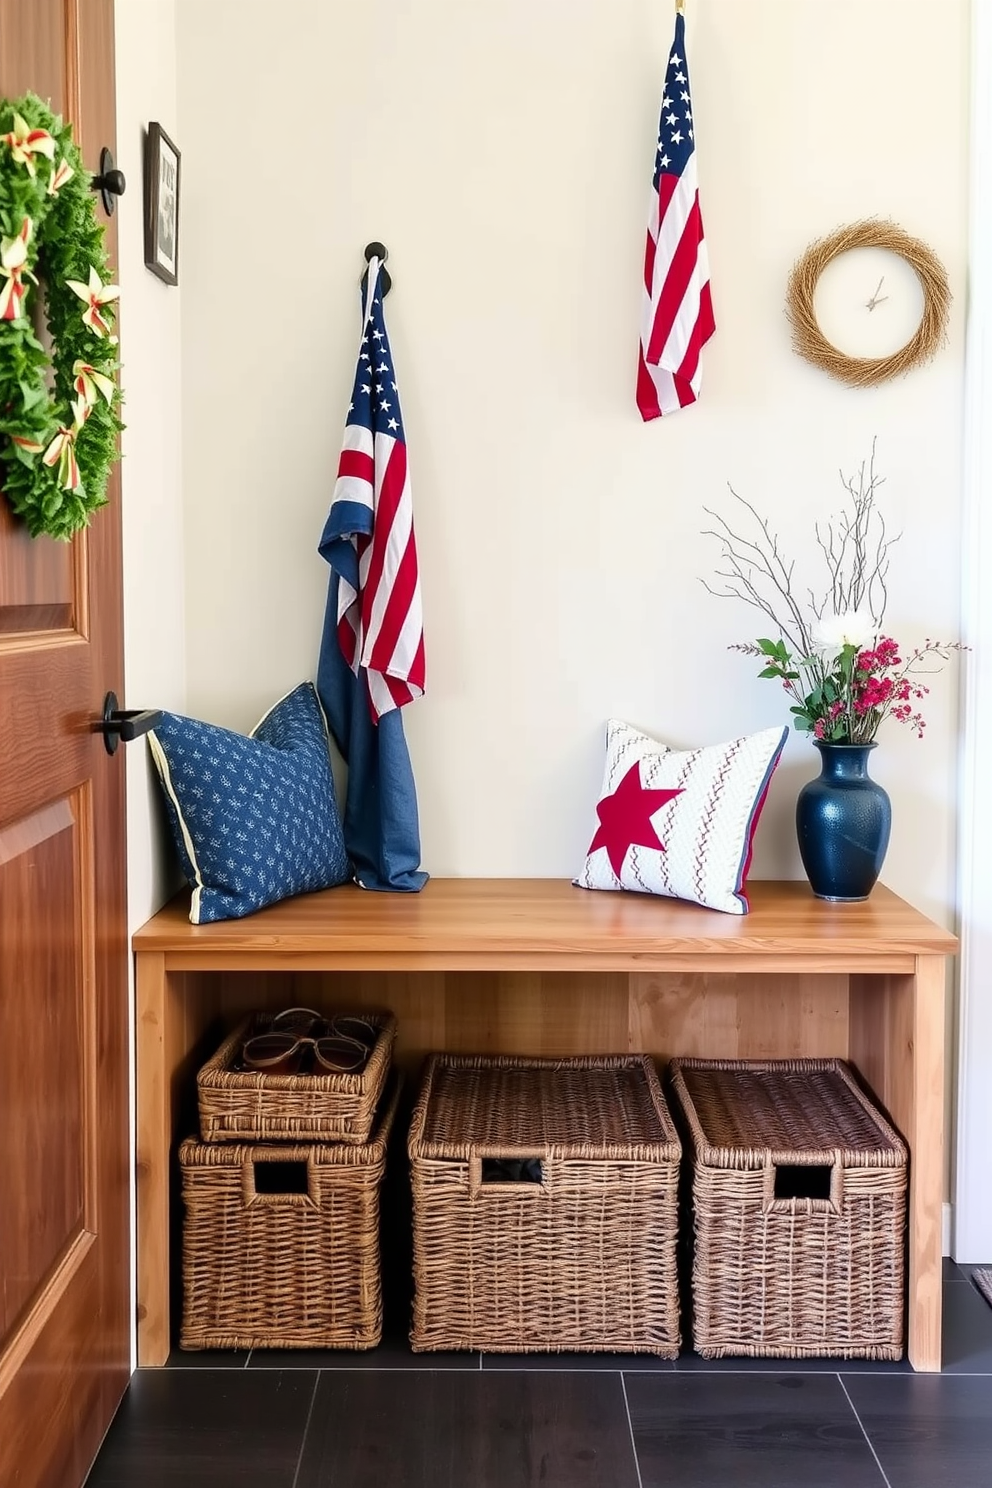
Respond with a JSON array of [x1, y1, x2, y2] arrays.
[[855, 675, 894, 714]]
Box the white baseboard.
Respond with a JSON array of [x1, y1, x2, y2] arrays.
[[943, 1202, 953, 1258]]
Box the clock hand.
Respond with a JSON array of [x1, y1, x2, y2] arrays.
[[866, 275, 888, 311]]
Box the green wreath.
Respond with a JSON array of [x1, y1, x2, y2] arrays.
[[0, 92, 122, 541]]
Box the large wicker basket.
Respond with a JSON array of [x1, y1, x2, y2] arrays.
[[197, 1009, 396, 1144], [668, 1057, 908, 1360], [179, 1074, 399, 1350], [409, 1053, 682, 1355]]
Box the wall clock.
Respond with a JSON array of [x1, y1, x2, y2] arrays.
[[785, 220, 950, 388]]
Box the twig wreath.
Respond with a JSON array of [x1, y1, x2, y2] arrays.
[[0, 92, 122, 540], [785, 220, 950, 390]]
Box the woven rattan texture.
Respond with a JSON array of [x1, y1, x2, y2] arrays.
[[669, 1058, 907, 1360], [409, 1054, 681, 1355], [179, 1075, 399, 1350], [416, 1054, 681, 1159], [197, 1009, 396, 1144], [674, 1058, 907, 1165]]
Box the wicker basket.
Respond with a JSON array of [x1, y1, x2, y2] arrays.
[[197, 1009, 396, 1144], [408, 1053, 682, 1355], [668, 1057, 907, 1360], [179, 1074, 399, 1350]]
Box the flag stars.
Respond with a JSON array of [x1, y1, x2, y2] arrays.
[[372, 328, 383, 340], [670, 130, 683, 145], [661, 93, 672, 108], [387, 417, 399, 431], [681, 90, 690, 103], [674, 70, 686, 83], [670, 51, 681, 65], [666, 112, 678, 126], [659, 153, 671, 169]]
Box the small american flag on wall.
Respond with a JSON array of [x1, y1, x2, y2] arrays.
[[636, 9, 715, 421]]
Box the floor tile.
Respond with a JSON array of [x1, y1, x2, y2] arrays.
[[940, 1278, 992, 1373], [624, 1371, 885, 1488], [295, 1369, 640, 1488], [84, 1368, 317, 1488], [844, 1374, 992, 1488]]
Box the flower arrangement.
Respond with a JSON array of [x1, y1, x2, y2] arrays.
[[702, 446, 962, 745]]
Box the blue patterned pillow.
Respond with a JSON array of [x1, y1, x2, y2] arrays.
[[148, 683, 349, 923]]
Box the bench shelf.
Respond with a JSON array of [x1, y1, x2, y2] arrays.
[[133, 877, 956, 1370]]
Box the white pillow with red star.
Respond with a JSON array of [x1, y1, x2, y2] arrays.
[[575, 719, 788, 914]]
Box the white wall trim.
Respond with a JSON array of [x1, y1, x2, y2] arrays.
[[954, 0, 992, 1264]]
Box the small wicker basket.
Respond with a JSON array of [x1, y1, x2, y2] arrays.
[[669, 1057, 907, 1360], [180, 1074, 399, 1350], [197, 1009, 396, 1144], [409, 1053, 682, 1355]]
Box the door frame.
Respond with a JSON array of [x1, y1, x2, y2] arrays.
[[954, 0, 992, 1263]]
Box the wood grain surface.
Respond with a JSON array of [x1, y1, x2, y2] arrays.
[[133, 879, 957, 966]]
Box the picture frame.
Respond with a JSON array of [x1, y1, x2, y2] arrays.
[[143, 122, 180, 286]]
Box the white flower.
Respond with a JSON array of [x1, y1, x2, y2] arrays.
[[812, 610, 877, 655]]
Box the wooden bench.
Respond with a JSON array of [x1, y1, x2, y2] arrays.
[[133, 877, 956, 1370]]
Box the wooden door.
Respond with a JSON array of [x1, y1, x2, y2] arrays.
[[0, 4, 130, 1487]]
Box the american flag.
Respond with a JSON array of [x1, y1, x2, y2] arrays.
[[637, 11, 715, 421], [321, 257, 425, 720]]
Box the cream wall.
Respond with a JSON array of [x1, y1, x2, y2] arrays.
[[116, 0, 185, 933], [175, 0, 968, 932], [115, 0, 184, 1364]]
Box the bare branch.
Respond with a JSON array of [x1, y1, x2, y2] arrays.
[[701, 485, 816, 654]]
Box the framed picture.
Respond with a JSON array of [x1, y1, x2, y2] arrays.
[[143, 122, 180, 286]]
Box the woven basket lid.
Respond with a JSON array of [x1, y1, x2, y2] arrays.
[[672, 1059, 906, 1164], [414, 1054, 680, 1161]]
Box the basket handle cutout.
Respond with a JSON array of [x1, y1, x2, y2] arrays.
[[243, 1156, 318, 1208], [469, 1155, 547, 1195], [762, 1150, 844, 1213]]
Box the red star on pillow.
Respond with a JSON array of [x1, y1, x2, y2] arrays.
[[588, 763, 683, 879]]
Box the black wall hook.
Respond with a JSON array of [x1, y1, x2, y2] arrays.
[[361, 241, 391, 297]]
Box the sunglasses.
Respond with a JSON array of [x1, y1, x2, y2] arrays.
[[240, 1007, 377, 1076]]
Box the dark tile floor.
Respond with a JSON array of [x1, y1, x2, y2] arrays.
[[85, 1263, 992, 1488]]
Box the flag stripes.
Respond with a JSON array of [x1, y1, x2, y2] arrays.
[[322, 258, 425, 722], [637, 12, 714, 422]]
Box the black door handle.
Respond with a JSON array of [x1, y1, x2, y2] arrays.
[[90, 147, 126, 215], [100, 692, 163, 755]]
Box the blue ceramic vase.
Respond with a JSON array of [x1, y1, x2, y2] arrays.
[[795, 742, 891, 902]]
